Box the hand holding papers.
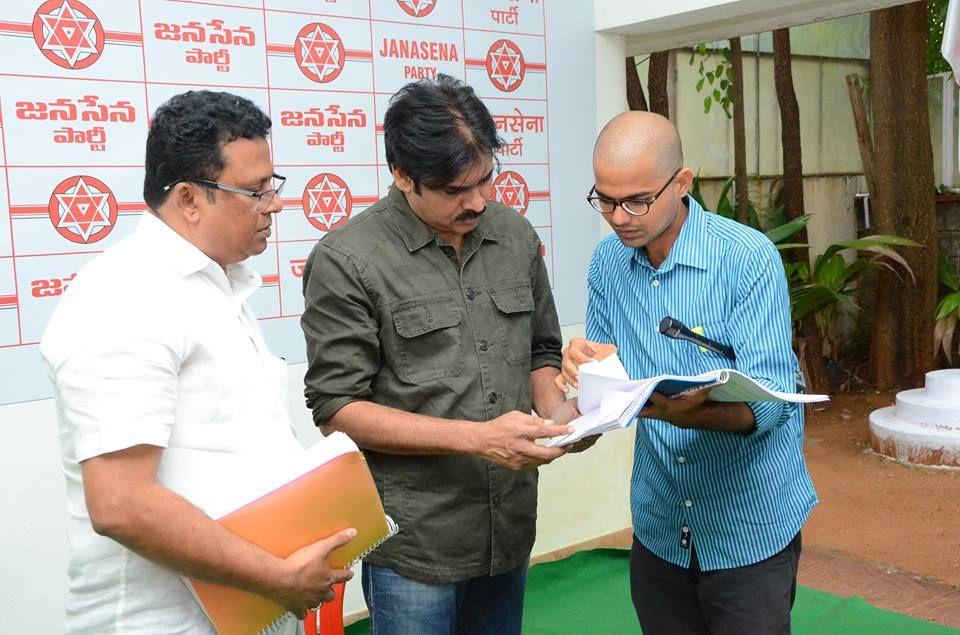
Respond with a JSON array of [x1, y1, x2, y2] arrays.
[[545, 354, 829, 447]]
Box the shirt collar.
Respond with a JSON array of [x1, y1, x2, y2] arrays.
[[632, 195, 710, 272], [137, 211, 262, 296], [387, 185, 499, 252]]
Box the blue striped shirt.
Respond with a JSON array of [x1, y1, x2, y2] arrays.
[[586, 196, 817, 571]]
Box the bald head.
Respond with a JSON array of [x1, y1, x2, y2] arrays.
[[594, 111, 683, 178]]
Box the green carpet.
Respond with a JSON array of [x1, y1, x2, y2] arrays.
[[345, 549, 959, 634]]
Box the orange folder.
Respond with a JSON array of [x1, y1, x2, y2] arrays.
[[188, 435, 396, 635]]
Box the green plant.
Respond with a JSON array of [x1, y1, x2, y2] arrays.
[[689, 173, 759, 227], [690, 173, 920, 360], [934, 253, 960, 364], [688, 44, 734, 116], [788, 236, 921, 359], [928, 0, 950, 75]]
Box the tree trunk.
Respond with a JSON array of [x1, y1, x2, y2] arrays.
[[730, 37, 749, 226], [868, 1, 938, 389], [648, 51, 670, 118], [773, 27, 825, 393], [626, 56, 648, 111]]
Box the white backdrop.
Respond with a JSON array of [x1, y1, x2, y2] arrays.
[[0, 1, 602, 632], [0, 0, 596, 405]]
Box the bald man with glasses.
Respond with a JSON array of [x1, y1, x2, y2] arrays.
[[558, 111, 816, 634]]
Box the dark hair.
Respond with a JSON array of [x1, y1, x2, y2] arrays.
[[143, 90, 272, 209], [383, 74, 501, 193]]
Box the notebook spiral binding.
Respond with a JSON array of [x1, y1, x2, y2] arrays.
[[261, 611, 296, 634], [257, 516, 399, 635], [354, 515, 399, 564]]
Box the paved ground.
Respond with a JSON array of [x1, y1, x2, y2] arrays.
[[798, 389, 960, 629]]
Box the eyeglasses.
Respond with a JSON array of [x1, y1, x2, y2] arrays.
[[586, 168, 681, 217], [163, 174, 287, 212]]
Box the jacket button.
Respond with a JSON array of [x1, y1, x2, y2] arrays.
[[478, 340, 489, 352], [488, 392, 499, 404]]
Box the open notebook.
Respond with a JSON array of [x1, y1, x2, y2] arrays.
[[185, 432, 397, 635], [546, 354, 829, 447]]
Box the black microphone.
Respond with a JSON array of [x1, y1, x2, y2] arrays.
[[658, 316, 736, 361]]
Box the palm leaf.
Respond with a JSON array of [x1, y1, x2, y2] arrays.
[[936, 291, 960, 321], [864, 245, 915, 281], [765, 214, 812, 245], [819, 235, 921, 264], [934, 313, 957, 364], [938, 252, 960, 291]]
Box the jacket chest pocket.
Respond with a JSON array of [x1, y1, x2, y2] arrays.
[[391, 296, 464, 383], [490, 281, 535, 367]]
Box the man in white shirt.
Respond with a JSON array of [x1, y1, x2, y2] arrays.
[[41, 90, 353, 634]]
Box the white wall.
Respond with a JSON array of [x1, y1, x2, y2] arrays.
[[0, 322, 635, 632]]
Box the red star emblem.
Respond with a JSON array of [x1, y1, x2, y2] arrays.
[[396, 0, 437, 18], [486, 39, 525, 93], [32, 0, 104, 70], [303, 173, 353, 232], [294, 22, 345, 84], [48, 175, 118, 244], [493, 171, 530, 215]]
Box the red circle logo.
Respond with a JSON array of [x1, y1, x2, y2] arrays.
[[486, 39, 525, 93], [48, 175, 118, 244], [493, 171, 530, 215], [294, 22, 346, 84], [396, 0, 437, 18], [32, 0, 105, 70], [302, 173, 353, 232]]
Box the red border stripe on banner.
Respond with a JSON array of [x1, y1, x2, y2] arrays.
[[266, 44, 372, 61], [0, 20, 142, 44], [10, 202, 147, 217]]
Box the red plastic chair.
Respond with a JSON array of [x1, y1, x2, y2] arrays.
[[303, 581, 346, 635]]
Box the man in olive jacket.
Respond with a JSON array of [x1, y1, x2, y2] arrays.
[[300, 75, 591, 634]]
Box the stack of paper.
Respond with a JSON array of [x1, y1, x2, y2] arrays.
[[546, 355, 829, 447]]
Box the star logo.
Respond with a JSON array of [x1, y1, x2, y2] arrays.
[[303, 173, 353, 232], [396, 0, 437, 18], [294, 22, 345, 84], [493, 171, 529, 215], [486, 39, 525, 93], [32, 0, 104, 70], [48, 175, 118, 244]]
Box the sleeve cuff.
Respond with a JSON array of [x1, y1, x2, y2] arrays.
[[747, 400, 790, 435], [531, 353, 562, 372], [74, 424, 171, 463], [312, 395, 365, 427]]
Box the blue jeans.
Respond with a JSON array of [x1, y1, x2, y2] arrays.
[[361, 561, 528, 635]]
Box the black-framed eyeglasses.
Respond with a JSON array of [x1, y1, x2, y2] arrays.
[[163, 174, 286, 213], [586, 168, 681, 217]]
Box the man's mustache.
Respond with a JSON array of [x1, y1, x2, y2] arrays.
[[455, 209, 485, 222]]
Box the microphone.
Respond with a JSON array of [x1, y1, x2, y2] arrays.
[[658, 316, 736, 361]]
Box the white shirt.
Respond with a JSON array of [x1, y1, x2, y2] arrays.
[[42, 212, 302, 634]]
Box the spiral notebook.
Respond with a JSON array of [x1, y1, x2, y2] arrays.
[[546, 354, 829, 447], [186, 432, 397, 635]]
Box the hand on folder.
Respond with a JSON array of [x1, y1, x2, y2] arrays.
[[276, 527, 357, 619], [555, 338, 618, 392]]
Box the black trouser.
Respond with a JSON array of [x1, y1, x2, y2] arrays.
[[629, 532, 802, 635]]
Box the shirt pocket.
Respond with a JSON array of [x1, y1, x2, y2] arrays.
[[489, 280, 535, 367], [391, 295, 464, 383], [674, 318, 733, 373]]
